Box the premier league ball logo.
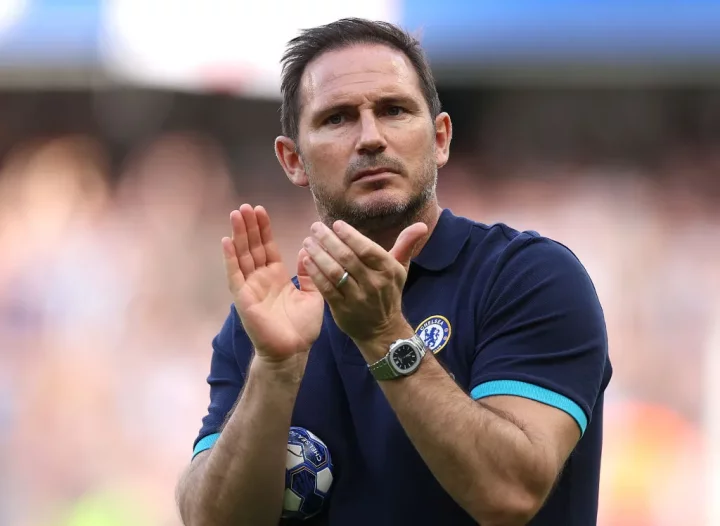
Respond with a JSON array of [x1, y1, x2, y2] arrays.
[[282, 427, 334, 520]]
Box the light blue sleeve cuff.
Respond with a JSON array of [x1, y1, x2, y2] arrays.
[[470, 380, 588, 436], [192, 432, 220, 459]]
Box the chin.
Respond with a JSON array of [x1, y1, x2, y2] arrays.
[[356, 190, 403, 206], [343, 193, 429, 232], [314, 179, 435, 232], [350, 190, 408, 216]]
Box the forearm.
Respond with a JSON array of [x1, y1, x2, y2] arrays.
[[360, 331, 551, 525], [179, 354, 306, 526]]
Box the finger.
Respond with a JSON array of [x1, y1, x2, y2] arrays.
[[303, 236, 359, 292], [222, 236, 245, 292], [310, 222, 372, 277], [296, 248, 319, 293], [240, 204, 266, 269], [231, 209, 256, 276], [389, 222, 429, 269], [255, 205, 282, 264], [328, 221, 387, 270], [302, 254, 345, 302]]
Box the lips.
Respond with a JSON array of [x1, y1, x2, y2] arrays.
[[351, 168, 397, 182]]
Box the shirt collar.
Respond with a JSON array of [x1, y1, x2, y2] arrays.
[[411, 208, 472, 271]]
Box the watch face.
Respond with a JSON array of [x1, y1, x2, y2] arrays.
[[392, 344, 418, 371]]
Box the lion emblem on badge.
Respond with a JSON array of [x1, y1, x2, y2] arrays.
[[415, 315, 451, 354]]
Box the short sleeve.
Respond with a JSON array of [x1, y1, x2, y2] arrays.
[[471, 236, 609, 436], [192, 304, 253, 458]]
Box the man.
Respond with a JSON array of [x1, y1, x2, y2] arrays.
[[176, 18, 612, 526]]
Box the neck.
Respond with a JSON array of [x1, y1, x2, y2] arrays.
[[364, 202, 443, 253]]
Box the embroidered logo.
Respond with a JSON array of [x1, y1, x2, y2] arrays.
[[415, 315, 451, 354]]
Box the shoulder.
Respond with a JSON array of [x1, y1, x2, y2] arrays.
[[452, 213, 600, 313], [456, 213, 589, 280]]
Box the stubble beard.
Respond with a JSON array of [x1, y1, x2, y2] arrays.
[[308, 156, 437, 236]]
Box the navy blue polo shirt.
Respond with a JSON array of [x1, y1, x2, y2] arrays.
[[192, 208, 612, 526]]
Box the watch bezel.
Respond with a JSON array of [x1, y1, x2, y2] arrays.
[[388, 340, 423, 376]]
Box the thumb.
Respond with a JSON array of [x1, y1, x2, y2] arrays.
[[296, 248, 319, 293], [389, 222, 429, 269]]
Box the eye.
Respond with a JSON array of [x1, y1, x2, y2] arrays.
[[386, 106, 404, 116], [325, 113, 344, 125]]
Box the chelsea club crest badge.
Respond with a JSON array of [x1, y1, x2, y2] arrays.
[[415, 315, 451, 354]]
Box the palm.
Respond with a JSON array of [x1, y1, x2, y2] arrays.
[[222, 205, 324, 361], [235, 261, 323, 358]]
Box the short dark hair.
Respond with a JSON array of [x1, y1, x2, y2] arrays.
[[279, 18, 442, 142]]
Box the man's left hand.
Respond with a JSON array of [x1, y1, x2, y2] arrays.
[[301, 220, 428, 348]]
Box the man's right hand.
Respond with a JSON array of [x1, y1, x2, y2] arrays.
[[179, 204, 322, 526], [222, 204, 324, 363]]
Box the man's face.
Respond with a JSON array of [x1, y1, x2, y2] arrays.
[[293, 44, 445, 232]]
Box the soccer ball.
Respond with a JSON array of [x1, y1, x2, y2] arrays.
[[281, 426, 334, 520]]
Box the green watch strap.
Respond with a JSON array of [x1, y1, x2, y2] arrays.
[[369, 357, 399, 380]]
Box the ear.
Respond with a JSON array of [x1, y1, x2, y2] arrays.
[[433, 112, 452, 169], [275, 136, 308, 188]]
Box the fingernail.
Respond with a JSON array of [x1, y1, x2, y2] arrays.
[[303, 237, 313, 248], [333, 220, 346, 233], [311, 223, 321, 234]]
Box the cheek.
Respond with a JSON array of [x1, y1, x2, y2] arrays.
[[393, 137, 435, 177], [391, 125, 434, 156], [305, 140, 350, 177]]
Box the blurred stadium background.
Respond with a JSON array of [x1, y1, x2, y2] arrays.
[[1, 1, 719, 525]]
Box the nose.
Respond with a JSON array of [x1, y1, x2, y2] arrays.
[[356, 111, 387, 155]]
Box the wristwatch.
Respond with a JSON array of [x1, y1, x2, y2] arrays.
[[368, 334, 427, 381]]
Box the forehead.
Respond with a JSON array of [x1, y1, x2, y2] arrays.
[[300, 44, 424, 113]]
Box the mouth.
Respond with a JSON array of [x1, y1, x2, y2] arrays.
[[351, 168, 398, 183]]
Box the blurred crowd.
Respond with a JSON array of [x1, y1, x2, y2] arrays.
[[0, 90, 718, 526]]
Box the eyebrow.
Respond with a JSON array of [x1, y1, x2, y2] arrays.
[[312, 95, 419, 120]]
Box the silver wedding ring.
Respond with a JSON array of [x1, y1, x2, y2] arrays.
[[336, 270, 350, 289]]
